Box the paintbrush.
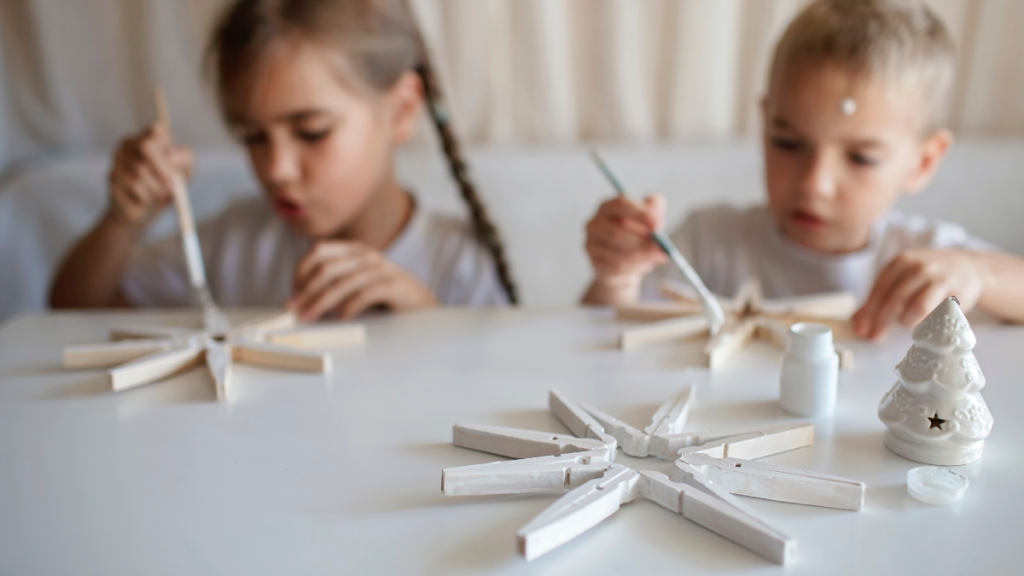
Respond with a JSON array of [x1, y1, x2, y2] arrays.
[[154, 86, 230, 334], [589, 149, 726, 335]]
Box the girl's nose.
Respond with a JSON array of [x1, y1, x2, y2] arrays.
[[263, 141, 301, 186]]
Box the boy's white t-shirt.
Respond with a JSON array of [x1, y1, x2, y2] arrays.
[[121, 197, 509, 308], [643, 205, 995, 303]]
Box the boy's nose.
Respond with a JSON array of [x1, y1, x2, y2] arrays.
[[799, 153, 838, 200]]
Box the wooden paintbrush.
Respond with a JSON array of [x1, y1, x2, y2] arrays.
[[153, 86, 230, 333]]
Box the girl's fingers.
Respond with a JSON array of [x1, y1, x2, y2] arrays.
[[299, 267, 383, 321], [293, 243, 356, 291], [291, 255, 368, 312], [138, 137, 177, 193], [337, 282, 396, 319], [171, 147, 195, 180], [136, 163, 173, 204]]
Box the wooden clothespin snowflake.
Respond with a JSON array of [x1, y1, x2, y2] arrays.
[[616, 279, 856, 370], [63, 311, 365, 401]]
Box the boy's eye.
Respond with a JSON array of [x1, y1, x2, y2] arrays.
[[770, 136, 801, 152], [295, 127, 332, 143], [849, 152, 880, 166]]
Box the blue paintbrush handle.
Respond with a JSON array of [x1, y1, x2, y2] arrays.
[[651, 231, 726, 335]]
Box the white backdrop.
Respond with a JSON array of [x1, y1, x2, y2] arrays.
[[2, 0, 1024, 175]]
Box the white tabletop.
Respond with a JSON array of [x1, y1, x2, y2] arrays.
[[0, 308, 1019, 575]]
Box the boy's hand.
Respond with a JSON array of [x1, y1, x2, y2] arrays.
[[853, 250, 985, 339], [584, 195, 668, 303], [107, 123, 193, 228], [289, 241, 439, 321]]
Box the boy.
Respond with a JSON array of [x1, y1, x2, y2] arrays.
[[581, 0, 1024, 338]]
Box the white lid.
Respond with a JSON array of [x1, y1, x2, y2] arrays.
[[907, 466, 969, 505]]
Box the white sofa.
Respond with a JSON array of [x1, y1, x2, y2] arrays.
[[2, 140, 1022, 322]]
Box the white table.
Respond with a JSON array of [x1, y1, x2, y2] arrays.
[[0, 309, 1020, 575]]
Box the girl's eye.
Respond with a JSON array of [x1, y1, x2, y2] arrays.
[[296, 128, 331, 143], [849, 152, 880, 166], [238, 130, 267, 147], [770, 136, 801, 152]]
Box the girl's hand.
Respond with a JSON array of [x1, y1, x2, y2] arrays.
[[583, 194, 667, 304], [289, 241, 439, 321], [107, 123, 194, 228], [853, 250, 985, 339]]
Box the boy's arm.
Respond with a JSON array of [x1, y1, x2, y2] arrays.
[[973, 251, 1024, 321], [49, 213, 142, 308], [853, 249, 1024, 338]]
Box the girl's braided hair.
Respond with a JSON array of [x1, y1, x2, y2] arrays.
[[209, 0, 519, 304]]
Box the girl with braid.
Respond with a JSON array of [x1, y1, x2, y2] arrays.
[[51, 0, 518, 318]]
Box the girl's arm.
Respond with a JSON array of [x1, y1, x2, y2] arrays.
[[50, 213, 144, 308], [49, 123, 192, 309]]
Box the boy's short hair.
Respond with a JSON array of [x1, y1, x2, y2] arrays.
[[770, 0, 956, 133]]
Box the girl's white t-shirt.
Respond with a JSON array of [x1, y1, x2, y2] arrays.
[[121, 197, 509, 308], [643, 205, 994, 303]]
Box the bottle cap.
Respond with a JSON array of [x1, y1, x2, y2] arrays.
[[787, 323, 834, 360], [907, 466, 969, 505]]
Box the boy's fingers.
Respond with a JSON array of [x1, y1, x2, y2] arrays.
[[598, 198, 657, 231], [869, 273, 930, 338], [854, 258, 909, 336], [589, 212, 655, 240], [643, 194, 667, 230], [588, 218, 663, 253], [900, 283, 948, 328], [588, 244, 664, 276]]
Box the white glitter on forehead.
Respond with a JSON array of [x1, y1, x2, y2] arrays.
[[840, 98, 857, 116]]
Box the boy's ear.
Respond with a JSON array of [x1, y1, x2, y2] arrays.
[[903, 129, 953, 196], [386, 70, 424, 144]]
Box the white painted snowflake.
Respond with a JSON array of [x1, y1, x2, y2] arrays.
[[441, 388, 865, 564]]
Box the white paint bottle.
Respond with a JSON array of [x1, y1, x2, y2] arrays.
[[779, 323, 839, 417]]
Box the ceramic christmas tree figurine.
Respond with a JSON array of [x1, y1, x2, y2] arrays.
[[878, 297, 994, 465]]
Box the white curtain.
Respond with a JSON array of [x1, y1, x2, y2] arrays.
[[2, 0, 1024, 174]]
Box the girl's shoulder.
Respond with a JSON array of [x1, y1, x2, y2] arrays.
[[387, 208, 508, 306]]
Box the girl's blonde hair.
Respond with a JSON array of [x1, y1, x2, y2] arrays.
[[208, 0, 519, 304], [770, 0, 956, 133]]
